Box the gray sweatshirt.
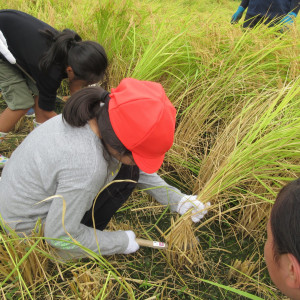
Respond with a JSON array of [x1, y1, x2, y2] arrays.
[[0, 115, 183, 259]]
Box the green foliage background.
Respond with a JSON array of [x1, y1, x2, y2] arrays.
[[0, 0, 299, 299]]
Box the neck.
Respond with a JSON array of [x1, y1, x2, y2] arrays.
[[69, 79, 87, 95], [88, 118, 101, 138]]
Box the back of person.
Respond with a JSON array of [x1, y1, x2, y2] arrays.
[[0, 9, 108, 169], [231, 0, 299, 28], [0, 114, 113, 233], [0, 9, 63, 87], [247, 0, 294, 19]]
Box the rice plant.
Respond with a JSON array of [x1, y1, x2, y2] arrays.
[[0, 0, 299, 299]]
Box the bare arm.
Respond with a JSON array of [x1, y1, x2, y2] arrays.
[[34, 95, 57, 123]]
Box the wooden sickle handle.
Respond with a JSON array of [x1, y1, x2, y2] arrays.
[[136, 238, 168, 249]]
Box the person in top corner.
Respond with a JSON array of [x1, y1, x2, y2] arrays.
[[0, 9, 108, 168], [231, 0, 299, 29]]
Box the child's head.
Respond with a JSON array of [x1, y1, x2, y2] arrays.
[[108, 78, 176, 173], [265, 178, 300, 299], [63, 78, 176, 173], [39, 29, 107, 84], [67, 40, 107, 84]]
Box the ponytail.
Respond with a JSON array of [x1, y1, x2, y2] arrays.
[[62, 86, 108, 127], [39, 29, 82, 72], [62, 86, 130, 156], [39, 28, 108, 84]]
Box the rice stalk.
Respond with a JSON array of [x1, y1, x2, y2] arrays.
[[228, 253, 259, 284], [69, 264, 117, 300], [1, 1, 299, 298], [191, 78, 300, 233], [0, 219, 51, 298], [163, 213, 204, 269]]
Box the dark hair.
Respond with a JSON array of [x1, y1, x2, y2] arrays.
[[62, 86, 130, 156], [39, 29, 108, 84], [270, 178, 300, 263]]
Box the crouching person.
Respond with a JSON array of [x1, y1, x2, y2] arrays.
[[0, 78, 209, 260]]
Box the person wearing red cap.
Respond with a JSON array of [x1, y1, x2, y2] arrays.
[[0, 78, 210, 260]]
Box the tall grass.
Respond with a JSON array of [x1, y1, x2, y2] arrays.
[[0, 0, 299, 299], [193, 78, 299, 234]]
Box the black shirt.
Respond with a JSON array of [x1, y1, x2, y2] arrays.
[[0, 10, 67, 111]]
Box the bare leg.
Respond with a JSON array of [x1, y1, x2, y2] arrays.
[[34, 96, 56, 123], [0, 107, 28, 133]]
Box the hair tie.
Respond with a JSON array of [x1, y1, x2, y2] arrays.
[[74, 36, 82, 42], [103, 91, 110, 105], [68, 39, 77, 48], [98, 91, 110, 107]]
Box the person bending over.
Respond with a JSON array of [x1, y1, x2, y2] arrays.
[[0, 78, 210, 260], [0, 9, 108, 167], [231, 0, 299, 28]]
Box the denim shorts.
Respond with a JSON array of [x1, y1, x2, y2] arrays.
[[0, 58, 38, 110]]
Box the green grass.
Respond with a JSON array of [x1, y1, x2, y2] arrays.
[[0, 0, 299, 299]]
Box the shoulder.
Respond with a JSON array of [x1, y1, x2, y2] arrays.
[[0, 9, 56, 36], [0, 9, 49, 24], [0, 10, 42, 26]]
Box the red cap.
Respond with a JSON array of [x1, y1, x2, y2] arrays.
[[108, 78, 176, 173]]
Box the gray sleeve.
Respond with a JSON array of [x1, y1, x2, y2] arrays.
[[137, 171, 184, 212], [43, 185, 129, 258]]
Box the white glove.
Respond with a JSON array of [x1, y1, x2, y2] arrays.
[[0, 30, 16, 64], [123, 230, 140, 254], [176, 195, 210, 223]]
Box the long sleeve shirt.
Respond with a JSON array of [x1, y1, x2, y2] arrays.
[[0, 115, 183, 259]]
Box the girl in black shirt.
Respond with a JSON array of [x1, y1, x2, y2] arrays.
[[0, 9, 108, 168]]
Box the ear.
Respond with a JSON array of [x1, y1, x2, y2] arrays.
[[286, 254, 300, 289]]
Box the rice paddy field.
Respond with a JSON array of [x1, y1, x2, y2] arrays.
[[0, 0, 300, 299]]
